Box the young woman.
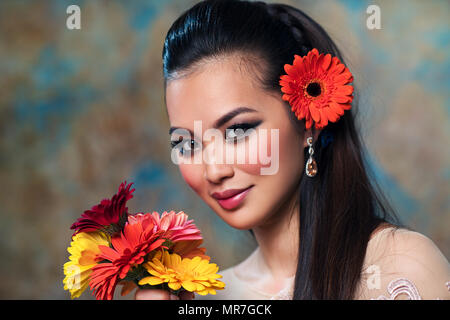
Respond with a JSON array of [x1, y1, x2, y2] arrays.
[[135, 0, 449, 300]]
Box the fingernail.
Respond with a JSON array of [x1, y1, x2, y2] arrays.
[[170, 294, 180, 300]]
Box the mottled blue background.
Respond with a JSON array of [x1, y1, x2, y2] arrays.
[[0, 0, 448, 299]]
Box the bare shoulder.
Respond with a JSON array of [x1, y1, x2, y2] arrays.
[[357, 226, 450, 299], [368, 227, 449, 270]]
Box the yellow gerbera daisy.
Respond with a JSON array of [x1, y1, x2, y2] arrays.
[[63, 231, 109, 299], [139, 250, 225, 295]]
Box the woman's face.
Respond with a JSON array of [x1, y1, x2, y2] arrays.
[[165, 56, 307, 230]]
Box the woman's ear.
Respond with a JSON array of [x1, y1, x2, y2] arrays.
[[303, 128, 322, 148]]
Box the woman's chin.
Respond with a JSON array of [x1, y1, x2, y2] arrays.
[[214, 207, 263, 230], [203, 195, 268, 230], [225, 220, 256, 230]]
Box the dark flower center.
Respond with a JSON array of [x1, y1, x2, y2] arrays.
[[306, 82, 321, 97]]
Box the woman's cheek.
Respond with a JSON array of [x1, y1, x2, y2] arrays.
[[235, 130, 275, 176], [178, 163, 204, 194]]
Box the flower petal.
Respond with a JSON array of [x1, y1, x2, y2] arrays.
[[309, 103, 321, 123], [336, 85, 354, 96], [330, 102, 345, 116], [139, 276, 164, 286], [323, 107, 339, 122], [284, 63, 295, 76], [332, 95, 352, 103], [319, 108, 328, 127], [322, 53, 332, 70]]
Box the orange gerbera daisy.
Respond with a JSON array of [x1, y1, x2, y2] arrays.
[[279, 48, 354, 130], [89, 216, 165, 300], [171, 239, 209, 260]]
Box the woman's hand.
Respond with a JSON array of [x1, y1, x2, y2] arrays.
[[134, 289, 195, 300]]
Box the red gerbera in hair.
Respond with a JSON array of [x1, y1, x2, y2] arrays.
[[70, 181, 135, 236], [89, 215, 166, 300], [279, 48, 354, 130]]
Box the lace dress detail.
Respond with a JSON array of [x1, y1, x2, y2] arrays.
[[270, 282, 294, 300], [270, 278, 450, 300], [373, 278, 421, 300]]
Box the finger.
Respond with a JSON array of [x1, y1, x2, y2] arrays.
[[135, 289, 177, 300], [179, 291, 195, 300]]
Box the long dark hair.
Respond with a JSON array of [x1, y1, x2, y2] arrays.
[[162, 0, 400, 299]]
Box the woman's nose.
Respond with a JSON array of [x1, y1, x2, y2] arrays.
[[204, 162, 234, 184], [202, 142, 234, 183]]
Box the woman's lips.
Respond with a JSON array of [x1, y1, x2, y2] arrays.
[[211, 186, 253, 210]]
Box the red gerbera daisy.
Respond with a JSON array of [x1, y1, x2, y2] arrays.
[[70, 181, 135, 236], [89, 216, 165, 300], [279, 48, 354, 130]]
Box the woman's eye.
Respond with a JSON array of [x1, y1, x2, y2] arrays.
[[170, 138, 200, 156], [225, 121, 261, 142]]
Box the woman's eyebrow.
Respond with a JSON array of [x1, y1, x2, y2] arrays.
[[213, 106, 257, 128], [168, 106, 258, 135]]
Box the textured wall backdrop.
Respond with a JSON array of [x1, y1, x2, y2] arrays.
[[0, 0, 448, 299]]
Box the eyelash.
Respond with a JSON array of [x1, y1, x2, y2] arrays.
[[170, 139, 194, 150], [170, 120, 262, 156], [170, 139, 199, 157], [225, 120, 262, 141]]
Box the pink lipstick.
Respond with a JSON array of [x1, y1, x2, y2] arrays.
[[211, 186, 253, 210]]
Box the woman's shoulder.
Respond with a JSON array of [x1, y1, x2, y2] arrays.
[[356, 225, 450, 299], [366, 225, 449, 271]]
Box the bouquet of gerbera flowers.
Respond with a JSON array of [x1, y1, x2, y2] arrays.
[[63, 181, 225, 300]]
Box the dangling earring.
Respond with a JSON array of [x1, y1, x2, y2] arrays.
[[305, 136, 318, 177]]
